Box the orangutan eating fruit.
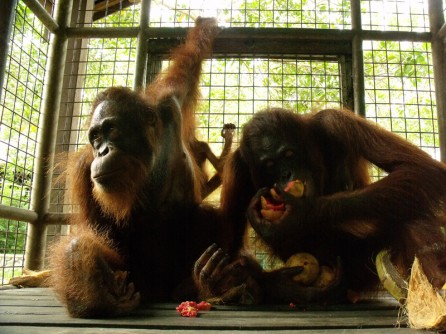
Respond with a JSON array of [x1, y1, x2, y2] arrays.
[[260, 180, 305, 221]]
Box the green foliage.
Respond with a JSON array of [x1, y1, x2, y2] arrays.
[[363, 40, 437, 153], [0, 218, 27, 256]]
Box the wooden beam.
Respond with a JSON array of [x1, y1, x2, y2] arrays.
[[428, 0, 446, 162], [148, 38, 352, 58]]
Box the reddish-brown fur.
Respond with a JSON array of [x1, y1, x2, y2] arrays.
[[50, 18, 225, 318]]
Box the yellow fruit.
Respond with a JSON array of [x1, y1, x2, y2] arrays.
[[270, 188, 282, 201], [285, 253, 320, 285], [260, 196, 268, 209], [260, 209, 284, 221], [260, 195, 285, 221], [313, 265, 336, 288], [285, 180, 305, 197]]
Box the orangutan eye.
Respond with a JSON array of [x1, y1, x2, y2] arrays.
[[88, 129, 101, 145]]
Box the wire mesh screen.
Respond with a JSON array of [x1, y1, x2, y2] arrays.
[[363, 41, 438, 159], [0, 2, 51, 284], [195, 57, 342, 150], [56, 37, 137, 150], [361, 0, 430, 32]]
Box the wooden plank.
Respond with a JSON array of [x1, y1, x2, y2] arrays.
[[0, 288, 435, 333], [0, 313, 407, 330], [147, 38, 352, 57], [0, 288, 399, 310]]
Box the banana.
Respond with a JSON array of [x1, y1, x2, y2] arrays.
[[375, 249, 408, 303]]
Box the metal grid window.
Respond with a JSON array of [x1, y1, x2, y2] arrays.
[[195, 57, 342, 149], [156, 56, 340, 204], [364, 40, 438, 158], [0, 2, 50, 284], [361, 0, 430, 32], [57, 37, 137, 151]]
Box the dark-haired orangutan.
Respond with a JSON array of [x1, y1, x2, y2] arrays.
[[194, 108, 446, 305], [50, 18, 229, 318]]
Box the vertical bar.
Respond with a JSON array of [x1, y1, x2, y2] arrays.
[[339, 55, 354, 110], [351, 0, 366, 117], [0, 0, 18, 102], [428, 0, 446, 162], [25, 0, 73, 270], [133, 0, 151, 90], [146, 53, 162, 85]]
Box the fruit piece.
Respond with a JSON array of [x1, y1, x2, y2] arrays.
[[260, 196, 285, 211], [176, 301, 212, 317], [196, 301, 212, 311], [285, 253, 320, 285], [270, 188, 282, 201], [176, 301, 199, 317], [260, 209, 284, 221], [285, 180, 305, 197], [375, 249, 408, 303], [313, 265, 336, 288], [270, 180, 304, 201], [260, 195, 285, 221], [261, 196, 268, 209], [179, 305, 198, 317], [259, 179, 304, 221]]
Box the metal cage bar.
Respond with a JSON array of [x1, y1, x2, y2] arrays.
[[429, 0, 446, 162], [133, 0, 151, 89], [351, 0, 365, 117], [24, 0, 73, 270], [0, 0, 18, 102]]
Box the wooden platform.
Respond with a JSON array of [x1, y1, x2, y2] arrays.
[[0, 287, 434, 333]]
